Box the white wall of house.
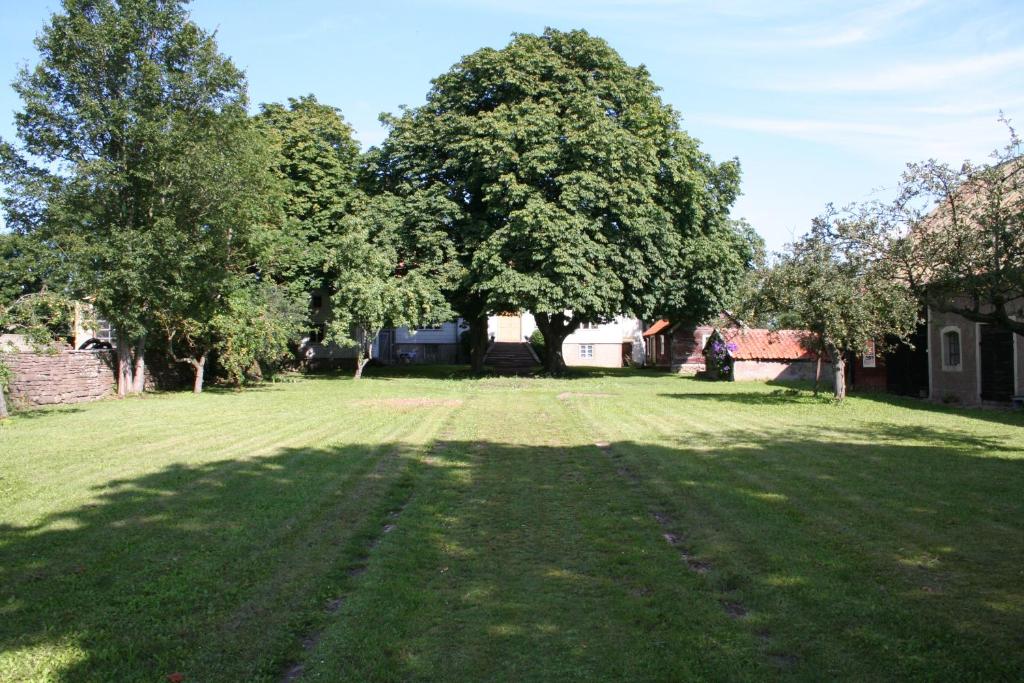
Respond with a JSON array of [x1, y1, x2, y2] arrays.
[[393, 322, 461, 345], [486, 313, 640, 367]]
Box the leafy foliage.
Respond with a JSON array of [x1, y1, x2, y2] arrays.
[[761, 215, 919, 399], [0, 291, 76, 417], [371, 29, 747, 371], [0, 0, 250, 394], [886, 124, 1024, 334], [210, 281, 307, 385], [325, 193, 454, 378], [258, 95, 363, 292]]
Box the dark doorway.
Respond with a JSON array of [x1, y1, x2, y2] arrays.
[[885, 315, 930, 398], [378, 329, 395, 364], [979, 324, 1015, 402]]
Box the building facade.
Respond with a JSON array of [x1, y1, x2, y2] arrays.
[[488, 313, 641, 368]]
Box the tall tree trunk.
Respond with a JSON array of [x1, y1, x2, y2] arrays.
[[192, 354, 207, 394], [116, 331, 134, 397], [131, 335, 146, 394], [468, 313, 489, 373], [354, 348, 369, 380], [814, 355, 822, 396], [353, 328, 374, 380], [0, 388, 9, 419], [534, 312, 578, 375], [828, 345, 846, 400]]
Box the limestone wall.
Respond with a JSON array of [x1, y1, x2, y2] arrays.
[[3, 349, 116, 406]]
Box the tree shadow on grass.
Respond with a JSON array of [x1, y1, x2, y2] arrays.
[[1, 403, 86, 420], [661, 381, 1024, 430], [1, 433, 1023, 680], [327, 432, 1024, 680]]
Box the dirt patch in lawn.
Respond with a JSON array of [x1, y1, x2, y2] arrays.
[[354, 398, 463, 409], [557, 392, 612, 400]]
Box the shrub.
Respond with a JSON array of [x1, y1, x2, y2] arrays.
[[529, 329, 545, 359]]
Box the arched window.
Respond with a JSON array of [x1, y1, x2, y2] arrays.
[[941, 327, 961, 370]]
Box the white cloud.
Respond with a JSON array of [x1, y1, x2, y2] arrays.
[[772, 48, 1024, 92], [697, 114, 1009, 162], [776, 0, 929, 49]]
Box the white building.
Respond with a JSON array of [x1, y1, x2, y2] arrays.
[[488, 313, 642, 368]]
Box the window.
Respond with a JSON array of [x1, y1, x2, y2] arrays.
[[941, 327, 961, 370], [658, 336, 665, 356], [417, 323, 444, 331], [579, 344, 594, 359], [579, 322, 599, 330], [95, 318, 115, 343], [863, 339, 876, 368]]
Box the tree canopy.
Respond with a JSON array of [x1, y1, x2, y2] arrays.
[[372, 28, 749, 372], [760, 214, 919, 400], [258, 95, 363, 293], [0, 0, 250, 394], [887, 126, 1024, 336]]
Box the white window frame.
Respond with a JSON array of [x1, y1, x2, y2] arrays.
[[579, 344, 594, 359], [940, 325, 962, 372], [863, 339, 876, 368]]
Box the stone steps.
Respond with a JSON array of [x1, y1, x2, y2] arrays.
[[484, 342, 539, 374]]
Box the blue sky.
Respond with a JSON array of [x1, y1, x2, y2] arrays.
[[1, 0, 1021, 250]]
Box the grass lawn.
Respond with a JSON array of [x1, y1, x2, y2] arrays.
[[1, 368, 1023, 681]]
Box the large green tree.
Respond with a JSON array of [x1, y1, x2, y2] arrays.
[[762, 215, 919, 400], [258, 95, 363, 294], [0, 0, 248, 395], [154, 110, 300, 393], [373, 29, 746, 373]]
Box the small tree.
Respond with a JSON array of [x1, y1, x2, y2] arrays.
[[326, 194, 453, 379], [886, 124, 1024, 336], [0, 292, 75, 418], [763, 215, 919, 400]]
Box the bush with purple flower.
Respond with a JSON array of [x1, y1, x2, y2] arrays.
[[703, 333, 737, 380]]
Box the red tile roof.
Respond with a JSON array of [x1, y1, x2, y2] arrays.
[[719, 328, 818, 361], [643, 319, 670, 337]]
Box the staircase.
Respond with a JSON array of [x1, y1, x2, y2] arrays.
[[484, 342, 540, 374]]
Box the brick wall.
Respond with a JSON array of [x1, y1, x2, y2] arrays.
[[3, 349, 116, 406]]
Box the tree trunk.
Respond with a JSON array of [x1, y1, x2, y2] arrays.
[[534, 312, 578, 375], [353, 328, 374, 380], [192, 354, 207, 394], [354, 349, 370, 380], [814, 355, 822, 396], [0, 388, 9, 420], [468, 314, 489, 373], [829, 345, 847, 400], [131, 336, 146, 394], [116, 331, 134, 397]]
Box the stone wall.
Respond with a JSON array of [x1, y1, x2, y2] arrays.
[[732, 359, 834, 385], [3, 349, 116, 406]]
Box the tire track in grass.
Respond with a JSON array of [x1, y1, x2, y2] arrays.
[[584, 404, 801, 671], [277, 403, 466, 682]]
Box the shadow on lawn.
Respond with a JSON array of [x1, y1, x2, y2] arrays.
[[2, 431, 1023, 680], [661, 383, 1024, 430]]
